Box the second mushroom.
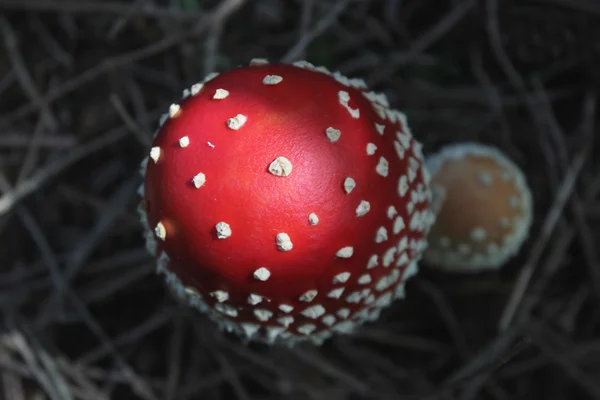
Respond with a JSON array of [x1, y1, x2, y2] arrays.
[[423, 142, 533, 272]]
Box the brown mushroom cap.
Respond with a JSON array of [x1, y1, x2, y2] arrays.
[[423, 142, 532, 272]]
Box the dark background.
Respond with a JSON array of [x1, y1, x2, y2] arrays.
[[0, 0, 599, 399]]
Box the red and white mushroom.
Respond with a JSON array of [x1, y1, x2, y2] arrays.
[[137, 59, 434, 345], [423, 142, 533, 272]]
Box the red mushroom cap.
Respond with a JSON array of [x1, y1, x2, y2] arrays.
[[138, 59, 434, 345]]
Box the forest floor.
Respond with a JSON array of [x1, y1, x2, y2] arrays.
[[0, 0, 598, 399]]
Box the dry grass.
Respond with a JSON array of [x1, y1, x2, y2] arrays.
[[0, 0, 598, 399]]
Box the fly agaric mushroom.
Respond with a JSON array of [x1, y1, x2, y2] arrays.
[[423, 142, 533, 272], [137, 59, 434, 345]]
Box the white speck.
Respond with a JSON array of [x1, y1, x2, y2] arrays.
[[477, 171, 493, 187], [422, 167, 431, 185], [327, 287, 345, 299], [277, 316, 294, 327], [202, 72, 219, 82], [326, 127, 341, 142], [268, 156, 293, 177], [375, 92, 390, 107], [263, 75, 283, 85], [253, 267, 271, 281], [395, 252, 409, 267], [372, 103, 386, 119], [159, 113, 168, 126], [144, 231, 156, 255], [250, 58, 269, 66], [266, 326, 285, 343], [382, 246, 397, 267], [364, 294, 376, 305], [349, 78, 367, 88], [408, 166, 417, 183], [276, 233, 293, 251], [169, 104, 181, 118], [333, 272, 351, 283], [179, 136, 190, 147], [394, 141, 405, 160], [409, 211, 422, 231], [337, 90, 360, 118], [397, 236, 408, 252], [439, 236, 451, 248], [248, 294, 263, 305], [393, 216, 405, 234], [345, 291, 363, 303], [241, 323, 260, 337], [279, 304, 294, 313], [470, 227, 487, 242], [192, 173, 206, 188], [358, 274, 372, 285], [301, 305, 326, 319], [396, 131, 411, 148], [297, 324, 317, 335], [408, 157, 420, 177], [184, 286, 200, 299], [215, 222, 232, 239], [355, 200, 371, 217], [336, 247, 354, 258], [366, 143, 377, 155], [299, 290, 318, 302], [413, 141, 424, 160], [367, 255, 379, 269], [210, 290, 229, 303], [398, 175, 409, 197], [376, 156, 389, 177], [375, 292, 393, 307], [344, 177, 356, 194], [139, 157, 148, 176], [308, 213, 319, 225], [375, 123, 385, 135], [337, 308, 350, 318], [154, 222, 166, 240], [150, 146, 161, 163], [207, 141, 215, 148], [375, 276, 390, 292], [383, 270, 401, 291], [322, 315, 336, 326], [190, 83, 203, 96], [316, 65, 332, 75], [411, 190, 420, 205], [213, 88, 229, 99], [214, 303, 237, 317], [227, 114, 247, 130], [293, 60, 315, 69], [254, 309, 273, 321], [375, 226, 388, 243], [406, 201, 415, 215], [387, 206, 398, 220], [334, 71, 350, 86], [182, 88, 190, 99]]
